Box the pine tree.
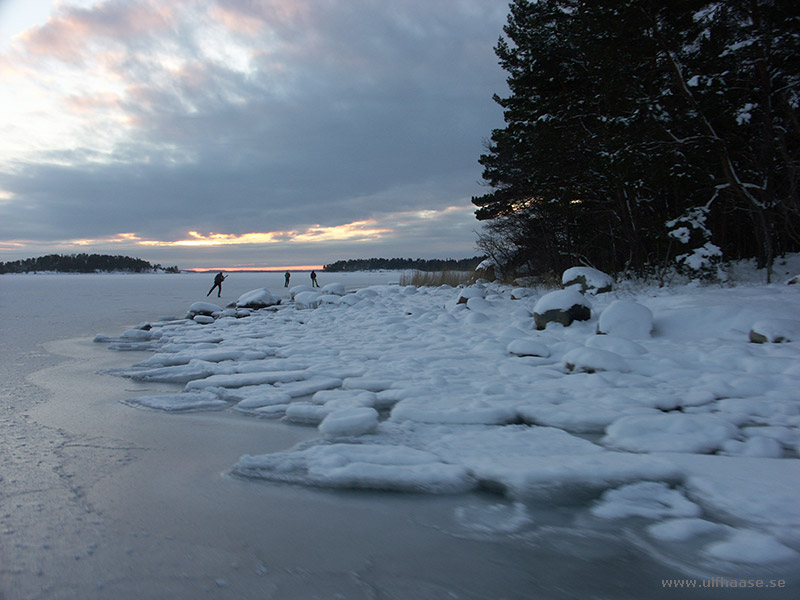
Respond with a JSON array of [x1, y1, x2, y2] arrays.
[[474, 0, 800, 279]]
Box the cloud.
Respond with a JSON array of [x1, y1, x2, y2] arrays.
[[0, 0, 507, 267]]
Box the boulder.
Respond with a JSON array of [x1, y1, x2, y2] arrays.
[[466, 296, 491, 311], [456, 286, 485, 304], [510, 287, 534, 300], [294, 291, 323, 309], [533, 289, 592, 330], [321, 282, 346, 296], [597, 300, 653, 339], [786, 275, 800, 285], [185, 301, 222, 319], [562, 347, 630, 374], [289, 285, 316, 299], [562, 266, 613, 294], [507, 339, 550, 358], [749, 319, 800, 343], [235, 288, 279, 309]]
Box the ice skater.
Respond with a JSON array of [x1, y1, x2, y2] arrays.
[[207, 271, 226, 297], [284, 271, 291, 287], [310, 270, 320, 287]]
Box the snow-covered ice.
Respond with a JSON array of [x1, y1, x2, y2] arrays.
[[102, 265, 800, 572]]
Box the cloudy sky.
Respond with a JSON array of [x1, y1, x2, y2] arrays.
[[0, 0, 508, 270]]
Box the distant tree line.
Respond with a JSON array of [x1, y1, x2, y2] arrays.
[[0, 253, 180, 274], [474, 0, 799, 281], [323, 256, 485, 272]]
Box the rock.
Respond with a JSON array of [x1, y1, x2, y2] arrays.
[[289, 285, 316, 299], [507, 339, 550, 358], [294, 291, 322, 309], [562, 267, 613, 294], [466, 296, 491, 311], [562, 347, 630, 373], [510, 287, 534, 300], [533, 289, 592, 330], [597, 300, 653, 339], [749, 319, 800, 343], [585, 334, 647, 357], [185, 301, 222, 319], [786, 275, 800, 285], [235, 288, 279, 309], [456, 286, 485, 304], [321, 282, 346, 296]]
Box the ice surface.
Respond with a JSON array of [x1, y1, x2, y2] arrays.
[[234, 443, 474, 493], [124, 391, 227, 411], [318, 407, 379, 438], [647, 518, 729, 542]]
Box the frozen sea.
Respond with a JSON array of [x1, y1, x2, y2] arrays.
[[1, 270, 798, 599]]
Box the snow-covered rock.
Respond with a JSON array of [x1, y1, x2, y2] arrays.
[[466, 296, 492, 311], [596, 300, 653, 339], [584, 334, 646, 357], [293, 291, 323, 309], [749, 318, 800, 343], [184, 301, 222, 319], [532, 289, 592, 330], [507, 339, 550, 358], [510, 287, 535, 299], [289, 285, 315, 299], [235, 288, 279, 309], [562, 347, 630, 373], [321, 282, 346, 296], [456, 286, 485, 304], [562, 267, 613, 294]]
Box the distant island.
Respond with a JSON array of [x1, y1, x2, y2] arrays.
[[323, 256, 485, 272], [0, 253, 180, 274]]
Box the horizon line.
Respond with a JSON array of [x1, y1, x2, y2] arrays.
[[186, 265, 325, 272]]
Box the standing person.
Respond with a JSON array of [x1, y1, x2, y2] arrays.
[[207, 271, 226, 297], [284, 271, 291, 287], [310, 270, 320, 287]]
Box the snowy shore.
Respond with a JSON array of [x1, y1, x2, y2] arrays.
[[99, 263, 800, 578]]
